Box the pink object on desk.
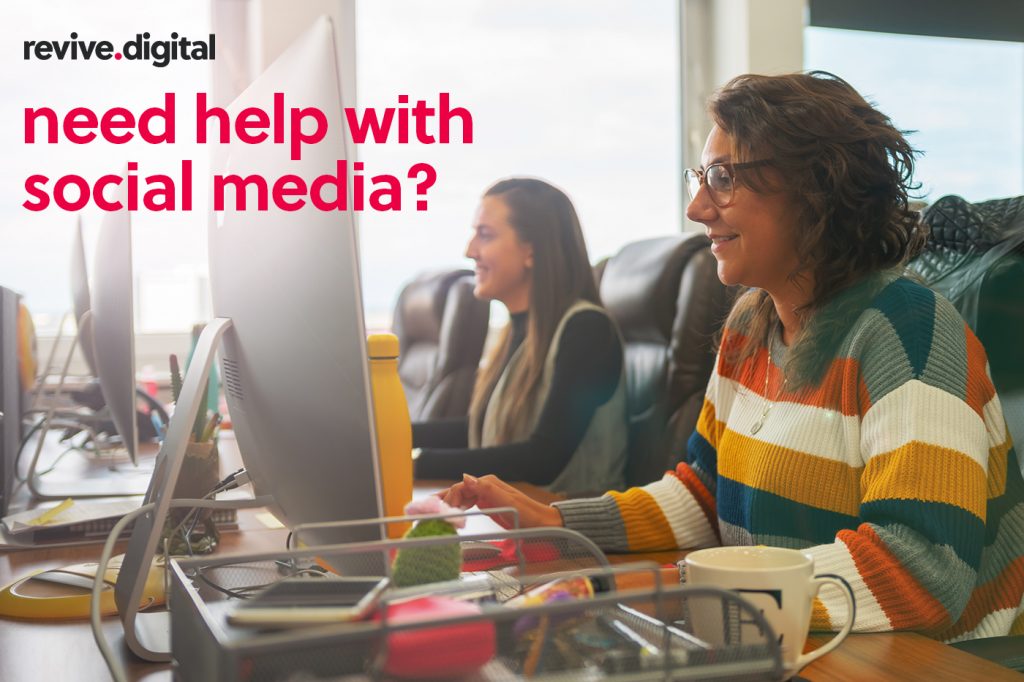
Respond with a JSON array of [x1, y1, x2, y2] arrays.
[[378, 597, 495, 678], [461, 538, 561, 572], [403, 496, 467, 528]]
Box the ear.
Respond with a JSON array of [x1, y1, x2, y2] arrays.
[[523, 243, 534, 269]]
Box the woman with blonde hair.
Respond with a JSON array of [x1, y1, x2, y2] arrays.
[[413, 177, 628, 494]]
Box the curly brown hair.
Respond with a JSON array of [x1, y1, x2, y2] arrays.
[[711, 71, 928, 387]]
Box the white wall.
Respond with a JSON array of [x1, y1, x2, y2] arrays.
[[213, 0, 357, 159], [682, 0, 805, 184]]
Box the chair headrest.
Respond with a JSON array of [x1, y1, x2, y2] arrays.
[[923, 195, 1024, 253], [395, 269, 474, 343], [600, 233, 712, 344]]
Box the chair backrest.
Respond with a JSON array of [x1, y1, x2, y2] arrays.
[[598, 233, 736, 486], [908, 194, 1024, 474], [392, 269, 490, 421]]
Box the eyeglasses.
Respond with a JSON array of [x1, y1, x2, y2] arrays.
[[684, 160, 771, 207]]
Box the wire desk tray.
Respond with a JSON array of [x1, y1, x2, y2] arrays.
[[168, 516, 785, 681]]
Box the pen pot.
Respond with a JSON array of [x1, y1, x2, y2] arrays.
[[162, 439, 221, 555]]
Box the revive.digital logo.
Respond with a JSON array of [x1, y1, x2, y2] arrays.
[[23, 32, 215, 68]]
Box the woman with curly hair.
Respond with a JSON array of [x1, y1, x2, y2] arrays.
[[442, 72, 1024, 641]]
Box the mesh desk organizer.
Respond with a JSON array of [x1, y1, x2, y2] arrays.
[[169, 510, 785, 681]]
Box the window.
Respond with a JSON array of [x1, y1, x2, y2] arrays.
[[0, 0, 212, 335], [355, 0, 681, 328], [805, 27, 1024, 203], [3, 2, 682, 341]]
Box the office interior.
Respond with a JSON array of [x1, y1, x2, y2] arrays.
[[1, 0, 1023, 680]]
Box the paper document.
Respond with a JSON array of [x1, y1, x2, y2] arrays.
[[3, 499, 142, 535]]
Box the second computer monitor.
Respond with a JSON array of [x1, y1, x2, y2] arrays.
[[91, 181, 139, 464], [208, 16, 384, 545], [70, 216, 98, 377], [0, 287, 23, 516]]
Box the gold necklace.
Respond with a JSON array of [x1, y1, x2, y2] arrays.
[[750, 365, 787, 435]]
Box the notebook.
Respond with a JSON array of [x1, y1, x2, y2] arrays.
[[1, 497, 238, 549]]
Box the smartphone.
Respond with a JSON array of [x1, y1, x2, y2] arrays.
[[227, 576, 389, 628]]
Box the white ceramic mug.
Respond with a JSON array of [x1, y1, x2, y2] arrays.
[[682, 546, 855, 675]]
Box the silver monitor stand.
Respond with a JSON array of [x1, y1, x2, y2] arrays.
[[114, 317, 235, 661], [23, 310, 152, 500]]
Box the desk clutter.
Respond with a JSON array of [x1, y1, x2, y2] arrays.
[[168, 519, 787, 681], [0, 496, 238, 550]]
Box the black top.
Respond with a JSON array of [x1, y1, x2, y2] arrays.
[[413, 308, 623, 485]]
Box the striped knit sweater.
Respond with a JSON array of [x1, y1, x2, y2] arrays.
[[555, 277, 1024, 641]]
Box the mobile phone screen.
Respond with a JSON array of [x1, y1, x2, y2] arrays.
[[228, 576, 389, 627], [241, 578, 385, 608]]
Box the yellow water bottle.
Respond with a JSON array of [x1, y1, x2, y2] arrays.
[[367, 333, 413, 538]]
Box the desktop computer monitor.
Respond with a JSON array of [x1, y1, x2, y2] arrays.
[[24, 204, 156, 499], [90, 184, 139, 464], [208, 15, 384, 545], [113, 16, 384, 661], [70, 216, 98, 377], [23, 203, 154, 499], [0, 287, 23, 516]]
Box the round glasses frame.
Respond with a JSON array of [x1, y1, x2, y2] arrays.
[[684, 160, 772, 208]]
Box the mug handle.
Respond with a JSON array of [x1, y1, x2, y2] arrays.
[[794, 573, 857, 671]]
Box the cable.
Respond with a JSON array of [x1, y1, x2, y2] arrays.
[[90, 496, 269, 682], [190, 566, 327, 601], [158, 468, 250, 551], [91, 502, 154, 682], [15, 413, 100, 483], [212, 467, 251, 493], [192, 567, 259, 600], [165, 489, 275, 615], [160, 470, 257, 597], [134, 387, 170, 431], [12, 417, 46, 482], [34, 443, 88, 477], [165, 468, 252, 558], [165, 491, 217, 558]]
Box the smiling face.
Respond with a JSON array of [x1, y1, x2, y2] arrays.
[[465, 195, 534, 312], [686, 126, 803, 298]]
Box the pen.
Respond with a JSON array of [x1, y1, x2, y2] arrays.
[[200, 412, 222, 442], [28, 498, 75, 526], [616, 603, 712, 650], [522, 616, 550, 678], [602, 616, 663, 669]]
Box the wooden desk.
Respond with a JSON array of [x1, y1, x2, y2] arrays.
[[800, 631, 1023, 681], [5, 531, 1020, 680], [597, 554, 1023, 681], [2, 472, 1020, 679], [0, 509, 287, 681]]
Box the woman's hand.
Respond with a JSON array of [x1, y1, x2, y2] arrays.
[[440, 474, 563, 529]]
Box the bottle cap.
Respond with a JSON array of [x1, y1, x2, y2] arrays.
[[367, 333, 400, 359]]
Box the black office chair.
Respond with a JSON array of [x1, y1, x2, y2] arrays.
[[392, 268, 490, 422], [908, 194, 1024, 474], [907, 194, 1024, 672], [597, 233, 737, 487]]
